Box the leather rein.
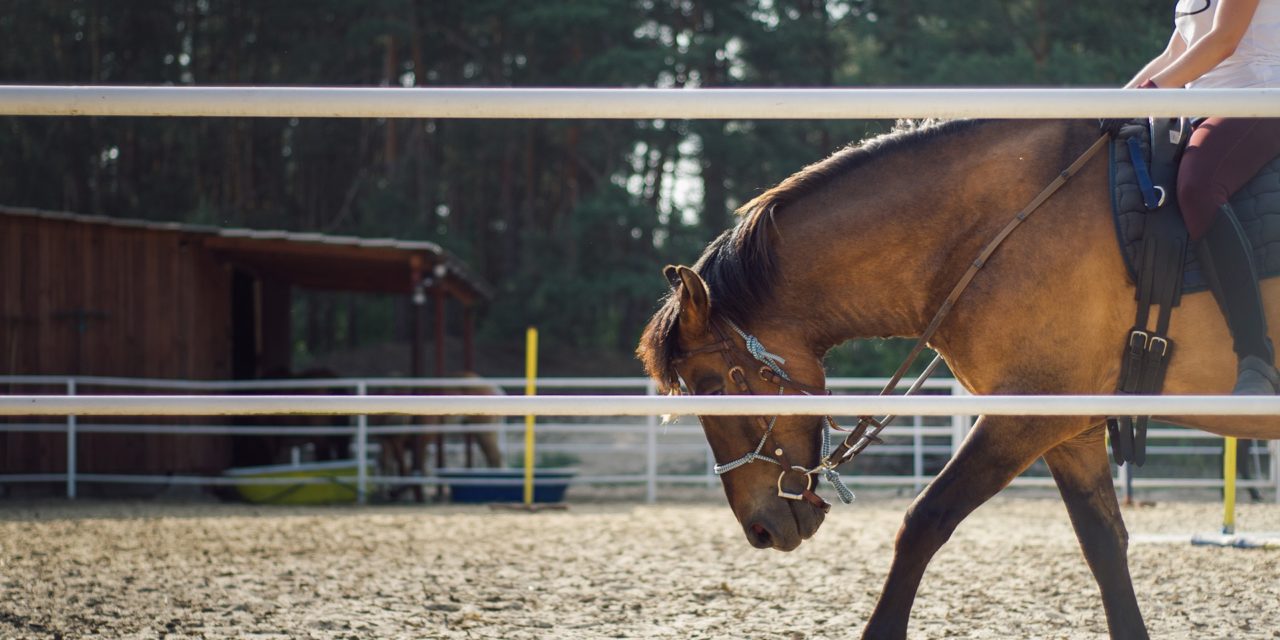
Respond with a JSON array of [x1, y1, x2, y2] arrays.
[[671, 133, 1110, 508]]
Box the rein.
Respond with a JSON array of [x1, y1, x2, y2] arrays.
[[676, 133, 1110, 507]]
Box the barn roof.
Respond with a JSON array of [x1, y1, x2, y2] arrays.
[[0, 205, 492, 303]]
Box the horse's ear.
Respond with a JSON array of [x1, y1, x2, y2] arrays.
[[669, 265, 711, 336], [663, 265, 682, 290]]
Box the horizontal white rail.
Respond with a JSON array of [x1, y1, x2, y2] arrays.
[[0, 420, 951, 438], [3, 86, 1280, 119], [9, 472, 1270, 490], [3, 376, 1271, 504], [0, 374, 655, 390], [0, 421, 628, 437], [0, 374, 956, 392], [3, 394, 1280, 416]]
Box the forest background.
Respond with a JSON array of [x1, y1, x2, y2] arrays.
[[0, 1, 1170, 377]]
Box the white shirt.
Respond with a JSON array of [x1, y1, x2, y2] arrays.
[[1175, 0, 1280, 87]]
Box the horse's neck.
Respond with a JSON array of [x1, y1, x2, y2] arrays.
[[767, 120, 1080, 351]]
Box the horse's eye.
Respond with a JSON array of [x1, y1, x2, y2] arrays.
[[694, 376, 724, 396]]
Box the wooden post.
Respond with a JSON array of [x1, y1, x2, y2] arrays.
[[462, 306, 476, 468], [409, 258, 427, 503], [433, 288, 446, 499], [434, 289, 446, 376], [409, 258, 425, 378], [463, 306, 476, 373], [258, 278, 292, 376]]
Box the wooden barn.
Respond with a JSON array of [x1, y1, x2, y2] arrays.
[[0, 205, 491, 485]]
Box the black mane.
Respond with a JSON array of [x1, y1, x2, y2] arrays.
[[638, 119, 986, 390]]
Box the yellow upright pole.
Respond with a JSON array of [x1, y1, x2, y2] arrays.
[[1223, 436, 1237, 535], [522, 327, 538, 505]]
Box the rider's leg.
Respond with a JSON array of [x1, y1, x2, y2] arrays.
[[1178, 118, 1280, 394], [1195, 205, 1279, 393]]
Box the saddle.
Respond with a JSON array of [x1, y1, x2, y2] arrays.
[[1111, 122, 1280, 293], [1108, 118, 1280, 466]]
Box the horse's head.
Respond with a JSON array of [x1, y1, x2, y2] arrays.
[[638, 264, 830, 551]]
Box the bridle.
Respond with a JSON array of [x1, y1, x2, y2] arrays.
[[672, 319, 856, 511], [669, 133, 1111, 509]]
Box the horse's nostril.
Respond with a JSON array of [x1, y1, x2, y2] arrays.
[[747, 522, 773, 548]]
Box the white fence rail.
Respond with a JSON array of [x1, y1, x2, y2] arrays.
[[8, 394, 1280, 416], [3, 86, 1280, 119], [2, 86, 1278, 503], [2, 376, 1275, 504]]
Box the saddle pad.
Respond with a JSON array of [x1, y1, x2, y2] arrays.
[[1110, 121, 1280, 292]]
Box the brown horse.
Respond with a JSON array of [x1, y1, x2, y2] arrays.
[[239, 367, 351, 467], [377, 372, 504, 502], [637, 119, 1280, 640]]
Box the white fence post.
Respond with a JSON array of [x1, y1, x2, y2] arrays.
[[1273, 440, 1279, 504], [1118, 458, 1131, 503], [912, 414, 924, 494], [906, 414, 916, 494], [950, 380, 967, 456], [645, 381, 658, 504], [356, 381, 368, 505], [65, 378, 76, 499], [706, 446, 716, 488]]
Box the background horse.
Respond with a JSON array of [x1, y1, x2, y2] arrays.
[[233, 367, 351, 467], [377, 372, 504, 502], [637, 119, 1280, 640]]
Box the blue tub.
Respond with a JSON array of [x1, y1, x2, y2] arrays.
[[437, 468, 576, 503]]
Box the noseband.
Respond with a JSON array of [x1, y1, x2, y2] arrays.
[[669, 133, 1111, 509], [672, 320, 868, 509]]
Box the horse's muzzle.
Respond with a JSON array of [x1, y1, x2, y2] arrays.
[[744, 497, 826, 551]]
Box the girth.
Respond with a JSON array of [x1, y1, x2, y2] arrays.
[[1107, 118, 1189, 467]]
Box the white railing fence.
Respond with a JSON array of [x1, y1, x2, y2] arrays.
[[2, 86, 1278, 504], [3, 86, 1280, 119], [2, 375, 1275, 504]]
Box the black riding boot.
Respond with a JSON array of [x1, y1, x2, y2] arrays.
[[1195, 204, 1280, 395]]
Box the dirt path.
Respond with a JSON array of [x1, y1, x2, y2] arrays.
[[2, 497, 1278, 639]]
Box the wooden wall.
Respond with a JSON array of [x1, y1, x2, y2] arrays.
[[1, 215, 235, 478], [0, 216, 233, 379]]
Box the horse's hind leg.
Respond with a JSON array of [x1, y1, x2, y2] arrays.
[[1043, 426, 1149, 639], [410, 434, 427, 503], [475, 430, 503, 468], [862, 414, 1085, 640]]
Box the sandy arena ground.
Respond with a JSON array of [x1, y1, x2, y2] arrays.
[[1, 495, 1278, 639]]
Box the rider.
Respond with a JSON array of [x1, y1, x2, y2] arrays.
[[1123, 0, 1280, 394]]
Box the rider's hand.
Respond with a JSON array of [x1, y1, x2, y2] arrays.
[[1099, 79, 1158, 138]]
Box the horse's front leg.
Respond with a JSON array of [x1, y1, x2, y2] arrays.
[[862, 414, 1082, 640], [1043, 426, 1148, 639]]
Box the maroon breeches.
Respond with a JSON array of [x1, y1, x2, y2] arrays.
[[1177, 117, 1280, 241]]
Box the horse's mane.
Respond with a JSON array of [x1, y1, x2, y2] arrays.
[[637, 119, 985, 390]]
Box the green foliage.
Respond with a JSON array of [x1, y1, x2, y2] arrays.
[[482, 184, 667, 352], [825, 339, 929, 378], [0, 1, 1172, 374], [851, 0, 1172, 85]]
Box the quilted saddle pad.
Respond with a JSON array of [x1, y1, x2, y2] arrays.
[[1111, 121, 1280, 293]]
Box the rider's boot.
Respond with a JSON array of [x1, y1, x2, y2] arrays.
[[1195, 203, 1280, 395]]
